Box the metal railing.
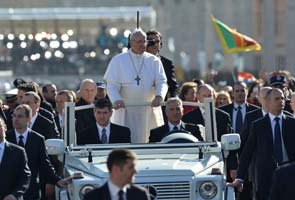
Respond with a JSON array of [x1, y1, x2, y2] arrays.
[[63, 98, 217, 146]]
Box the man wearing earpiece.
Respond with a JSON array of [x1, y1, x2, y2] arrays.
[[146, 30, 178, 100], [146, 30, 179, 123]]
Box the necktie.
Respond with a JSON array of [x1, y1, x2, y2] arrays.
[[235, 106, 243, 132], [274, 117, 283, 164], [18, 135, 25, 148], [173, 126, 178, 131], [118, 190, 124, 200], [101, 128, 107, 144]]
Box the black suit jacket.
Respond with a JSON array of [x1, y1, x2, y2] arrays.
[[84, 182, 150, 200], [237, 114, 295, 199], [240, 109, 293, 153], [0, 141, 31, 200], [149, 122, 203, 142], [75, 98, 96, 136], [270, 162, 295, 200], [182, 107, 232, 141], [32, 113, 59, 139], [6, 129, 61, 200], [77, 123, 131, 145], [160, 55, 178, 98], [219, 102, 259, 130]]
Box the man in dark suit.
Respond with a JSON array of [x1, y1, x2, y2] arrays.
[[229, 88, 295, 200], [84, 148, 150, 200], [269, 73, 293, 113], [219, 81, 259, 134], [149, 97, 203, 142], [22, 91, 59, 139], [55, 90, 75, 135], [77, 98, 131, 145], [182, 84, 232, 141], [219, 81, 259, 199], [269, 162, 295, 200], [0, 117, 31, 200], [75, 79, 97, 138], [6, 104, 69, 200], [146, 30, 178, 123]]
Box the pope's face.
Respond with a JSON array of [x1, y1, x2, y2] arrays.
[[130, 33, 147, 54]]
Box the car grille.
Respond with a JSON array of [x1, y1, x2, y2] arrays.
[[140, 181, 191, 200]]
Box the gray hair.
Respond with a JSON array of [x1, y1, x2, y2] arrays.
[[79, 79, 96, 90], [165, 97, 183, 111], [130, 28, 146, 40]]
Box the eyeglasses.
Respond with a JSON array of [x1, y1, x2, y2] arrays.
[[147, 39, 160, 44]]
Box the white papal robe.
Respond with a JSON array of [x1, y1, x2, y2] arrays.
[[104, 49, 168, 143]]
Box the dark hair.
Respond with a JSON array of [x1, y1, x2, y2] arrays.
[[146, 29, 162, 39], [57, 90, 74, 102], [17, 83, 38, 93], [107, 149, 136, 172], [94, 98, 112, 111]]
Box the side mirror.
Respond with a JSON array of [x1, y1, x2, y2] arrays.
[[45, 139, 65, 155], [221, 133, 240, 151]]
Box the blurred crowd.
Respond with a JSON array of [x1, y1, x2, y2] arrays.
[[0, 25, 130, 75]]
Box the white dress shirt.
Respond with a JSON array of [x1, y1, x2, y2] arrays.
[[108, 180, 128, 200], [168, 122, 182, 131], [30, 113, 38, 129], [15, 129, 29, 145], [0, 139, 5, 164], [96, 123, 111, 143]]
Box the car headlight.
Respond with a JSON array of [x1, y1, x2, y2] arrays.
[[199, 181, 218, 199], [79, 185, 95, 199]]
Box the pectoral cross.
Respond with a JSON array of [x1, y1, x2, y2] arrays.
[[135, 75, 141, 85]]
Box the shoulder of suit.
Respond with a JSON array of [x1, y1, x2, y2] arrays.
[[111, 123, 130, 130], [129, 184, 149, 193], [37, 113, 55, 126], [29, 130, 46, 140], [219, 103, 232, 111], [247, 103, 260, 110], [6, 141, 25, 152], [160, 55, 173, 63], [216, 108, 230, 116], [150, 124, 167, 133]]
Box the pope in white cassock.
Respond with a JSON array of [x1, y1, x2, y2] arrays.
[[104, 28, 168, 143]]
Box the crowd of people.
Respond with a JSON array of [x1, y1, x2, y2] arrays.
[[1, 28, 295, 200], [0, 25, 128, 75]]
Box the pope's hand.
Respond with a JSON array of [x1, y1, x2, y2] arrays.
[[151, 96, 163, 107], [113, 100, 125, 110]]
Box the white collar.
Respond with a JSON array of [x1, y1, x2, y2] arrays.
[[0, 139, 5, 149], [168, 122, 182, 130], [15, 129, 29, 142], [269, 112, 283, 122], [234, 102, 246, 110], [108, 179, 129, 199]]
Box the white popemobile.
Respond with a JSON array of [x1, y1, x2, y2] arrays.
[[46, 98, 239, 200]]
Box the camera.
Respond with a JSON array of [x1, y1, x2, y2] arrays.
[[147, 38, 156, 46]]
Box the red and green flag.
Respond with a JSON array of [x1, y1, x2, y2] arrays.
[[211, 15, 262, 54]]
